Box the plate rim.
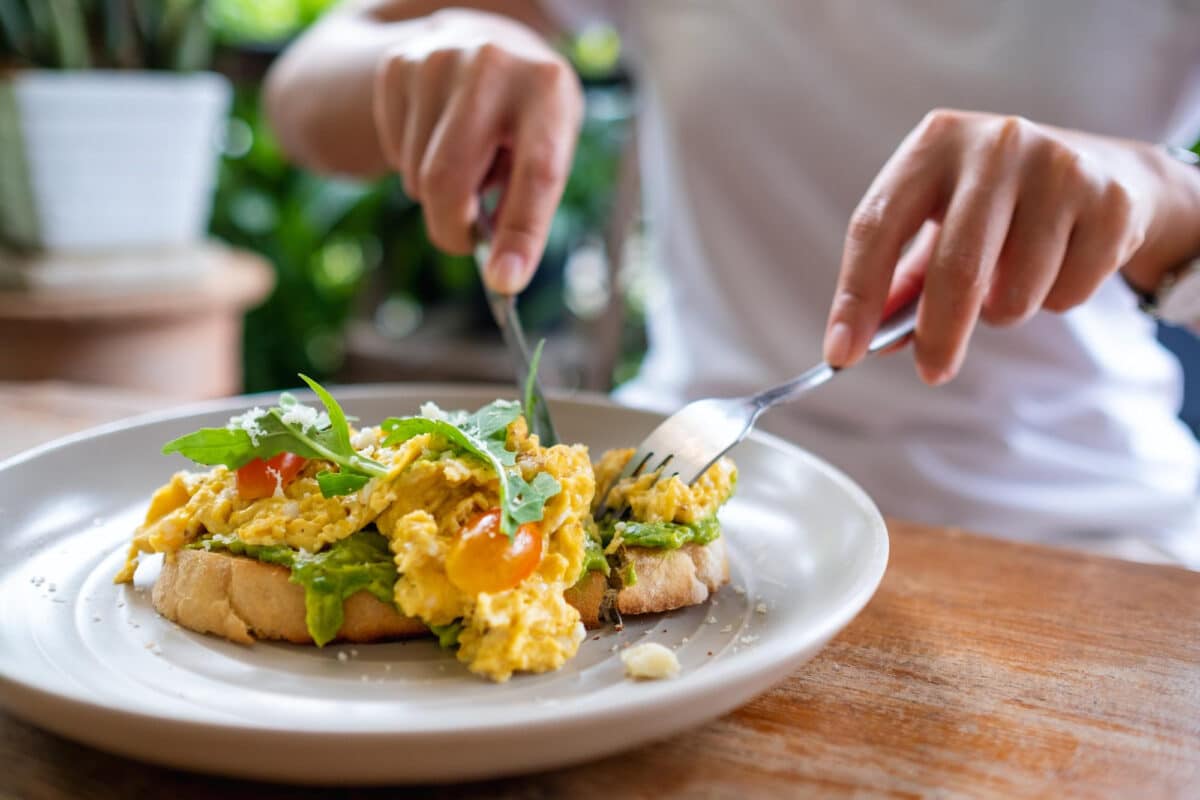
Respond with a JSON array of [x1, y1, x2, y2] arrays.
[[0, 383, 889, 740]]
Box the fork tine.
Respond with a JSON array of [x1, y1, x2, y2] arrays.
[[595, 429, 684, 518]]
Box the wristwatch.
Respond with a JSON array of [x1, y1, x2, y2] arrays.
[[1128, 145, 1200, 327]]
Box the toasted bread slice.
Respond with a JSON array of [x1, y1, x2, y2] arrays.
[[565, 538, 730, 628], [152, 538, 730, 644], [152, 548, 427, 645]]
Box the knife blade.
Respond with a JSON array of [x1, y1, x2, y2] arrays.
[[473, 212, 560, 446]]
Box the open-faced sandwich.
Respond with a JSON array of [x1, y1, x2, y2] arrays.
[[115, 377, 735, 682]]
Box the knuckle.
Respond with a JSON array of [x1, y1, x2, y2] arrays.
[[1042, 284, 1091, 313], [376, 47, 411, 87], [473, 41, 509, 68], [1041, 139, 1084, 181], [831, 286, 871, 318], [521, 146, 567, 191], [991, 115, 1027, 149], [499, 216, 543, 247], [420, 47, 459, 75], [1100, 178, 1135, 221], [917, 108, 960, 141], [983, 290, 1035, 327], [526, 57, 573, 93], [845, 196, 888, 248], [418, 154, 455, 189], [935, 246, 985, 293]]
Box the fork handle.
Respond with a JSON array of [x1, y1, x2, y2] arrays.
[[750, 298, 920, 412]]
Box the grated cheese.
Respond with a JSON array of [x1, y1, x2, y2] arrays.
[[419, 401, 449, 421], [228, 407, 268, 445], [280, 402, 329, 432]]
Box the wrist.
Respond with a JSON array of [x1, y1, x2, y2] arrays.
[[1121, 142, 1200, 292]]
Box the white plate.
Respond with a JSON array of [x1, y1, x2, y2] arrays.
[[0, 386, 887, 784]]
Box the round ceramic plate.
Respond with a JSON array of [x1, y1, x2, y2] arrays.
[[0, 386, 887, 784]]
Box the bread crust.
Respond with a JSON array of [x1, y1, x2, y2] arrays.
[[152, 549, 426, 644], [153, 538, 730, 644]]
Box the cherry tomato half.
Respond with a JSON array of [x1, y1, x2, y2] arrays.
[[237, 452, 307, 501], [446, 508, 543, 595]]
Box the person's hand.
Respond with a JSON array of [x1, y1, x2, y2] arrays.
[[372, 10, 583, 293], [823, 109, 1200, 384]]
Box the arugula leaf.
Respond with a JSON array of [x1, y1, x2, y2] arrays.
[[300, 374, 353, 455], [381, 400, 561, 537], [161, 375, 388, 498], [316, 472, 371, 496], [523, 338, 546, 426]]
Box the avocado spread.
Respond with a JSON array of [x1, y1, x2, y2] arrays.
[[190, 529, 398, 646], [602, 516, 721, 550]]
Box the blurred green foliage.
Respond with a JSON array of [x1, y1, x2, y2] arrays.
[[0, 0, 211, 70], [208, 0, 332, 44]]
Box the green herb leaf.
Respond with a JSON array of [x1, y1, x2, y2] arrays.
[[523, 338, 546, 426], [161, 426, 258, 466], [316, 471, 371, 498], [381, 400, 560, 537], [161, 376, 388, 488], [300, 374, 354, 455]]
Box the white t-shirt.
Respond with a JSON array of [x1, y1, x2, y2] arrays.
[[548, 0, 1200, 552]]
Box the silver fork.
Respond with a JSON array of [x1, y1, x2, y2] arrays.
[[594, 299, 920, 517]]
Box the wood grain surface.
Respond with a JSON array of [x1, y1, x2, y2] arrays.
[[1, 384, 1198, 798]]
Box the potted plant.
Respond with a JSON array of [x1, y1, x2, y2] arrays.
[[0, 0, 229, 250]]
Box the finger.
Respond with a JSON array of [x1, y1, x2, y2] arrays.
[[824, 126, 954, 368], [372, 52, 409, 174], [980, 194, 1075, 327], [1044, 183, 1140, 312], [418, 57, 511, 254], [916, 127, 1022, 384], [886, 220, 939, 317], [401, 50, 457, 201], [878, 221, 939, 354], [484, 72, 580, 294]]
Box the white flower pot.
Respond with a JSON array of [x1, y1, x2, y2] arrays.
[[0, 71, 231, 251]]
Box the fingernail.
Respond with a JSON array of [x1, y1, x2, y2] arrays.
[[919, 364, 953, 386], [487, 251, 527, 294], [824, 322, 854, 366]]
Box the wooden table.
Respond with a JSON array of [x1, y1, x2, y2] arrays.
[[2, 383, 1198, 799]]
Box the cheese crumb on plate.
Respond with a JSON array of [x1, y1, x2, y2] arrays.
[[620, 643, 681, 680]]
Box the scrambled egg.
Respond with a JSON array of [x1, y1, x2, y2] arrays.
[[378, 417, 592, 681], [116, 415, 593, 683], [593, 448, 737, 524]]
